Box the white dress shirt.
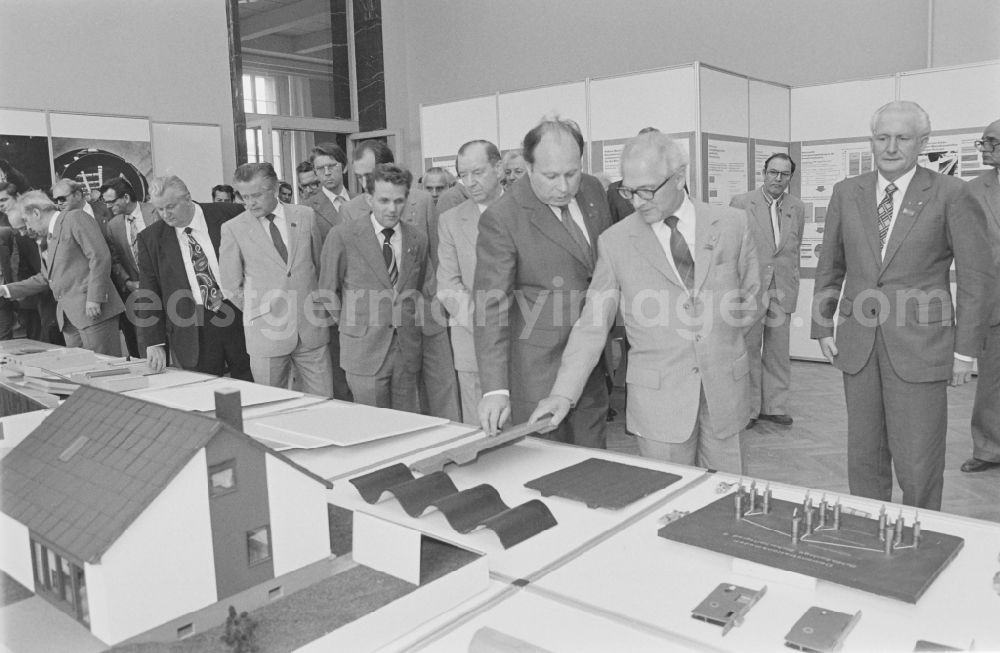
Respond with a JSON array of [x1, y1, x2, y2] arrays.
[[650, 195, 697, 286], [371, 212, 402, 277], [127, 203, 147, 232], [256, 202, 289, 247], [174, 204, 222, 306], [323, 185, 351, 211], [547, 198, 591, 244], [876, 165, 917, 258]]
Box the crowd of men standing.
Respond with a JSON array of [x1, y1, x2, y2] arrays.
[[0, 100, 997, 511]]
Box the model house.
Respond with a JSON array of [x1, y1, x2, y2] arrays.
[[0, 385, 332, 645]]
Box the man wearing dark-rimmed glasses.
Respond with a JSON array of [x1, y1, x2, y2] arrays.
[[730, 154, 806, 430], [960, 119, 1000, 474]]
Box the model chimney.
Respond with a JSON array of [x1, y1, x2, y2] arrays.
[[214, 389, 243, 432]]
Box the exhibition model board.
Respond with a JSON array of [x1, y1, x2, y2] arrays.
[[325, 437, 707, 582], [247, 402, 449, 449], [524, 457, 682, 510], [127, 377, 302, 411], [532, 473, 1000, 652], [657, 489, 963, 603]]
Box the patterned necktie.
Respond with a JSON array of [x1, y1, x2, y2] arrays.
[[265, 213, 288, 263], [381, 227, 398, 287], [877, 183, 897, 250], [184, 227, 222, 312], [769, 198, 780, 249], [664, 215, 695, 290], [558, 204, 593, 267], [127, 215, 139, 264]]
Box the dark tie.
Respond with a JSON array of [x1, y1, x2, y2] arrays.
[[664, 215, 694, 290], [265, 213, 288, 263], [559, 204, 594, 267], [877, 183, 897, 250], [184, 227, 223, 312], [127, 215, 139, 263], [381, 227, 398, 287]]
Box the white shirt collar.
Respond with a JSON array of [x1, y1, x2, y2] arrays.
[[322, 185, 350, 205], [877, 165, 917, 199]]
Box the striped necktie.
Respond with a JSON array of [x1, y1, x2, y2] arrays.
[[664, 215, 694, 290], [381, 227, 398, 287], [877, 183, 897, 250]]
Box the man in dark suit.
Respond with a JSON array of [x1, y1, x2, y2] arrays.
[[137, 175, 251, 379], [101, 178, 159, 358], [730, 154, 807, 428], [3, 191, 123, 354], [320, 164, 429, 410], [811, 101, 994, 509], [961, 119, 1000, 473], [475, 117, 612, 446]]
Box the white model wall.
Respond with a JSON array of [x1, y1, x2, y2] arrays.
[[86, 451, 216, 645], [265, 455, 331, 577], [0, 512, 34, 591]]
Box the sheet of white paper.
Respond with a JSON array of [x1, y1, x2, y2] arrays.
[[246, 402, 449, 448], [129, 377, 302, 411]]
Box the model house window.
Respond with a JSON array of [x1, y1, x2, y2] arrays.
[[247, 526, 271, 566], [208, 460, 237, 497]]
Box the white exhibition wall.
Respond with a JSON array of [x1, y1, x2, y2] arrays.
[[497, 82, 588, 153], [151, 123, 225, 203]]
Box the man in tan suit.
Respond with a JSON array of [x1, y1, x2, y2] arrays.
[[812, 101, 993, 509], [961, 119, 1000, 473], [221, 163, 333, 396], [437, 140, 505, 424], [319, 164, 428, 410], [304, 142, 353, 242], [2, 191, 123, 354], [531, 132, 758, 472], [730, 154, 806, 428]]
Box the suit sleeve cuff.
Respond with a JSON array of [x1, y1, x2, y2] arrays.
[[954, 352, 974, 363], [483, 389, 509, 398]]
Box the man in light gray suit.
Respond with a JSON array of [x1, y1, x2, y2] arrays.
[[961, 119, 1000, 473], [221, 162, 333, 396], [812, 101, 993, 509], [730, 154, 806, 428], [437, 139, 505, 424], [319, 164, 428, 410], [530, 132, 758, 473], [1, 191, 124, 354]]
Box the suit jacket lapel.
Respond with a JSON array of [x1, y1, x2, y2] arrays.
[[246, 214, 285, 267], [526, 195, 591, 269], [357, 220, 392, 288], [751, 192, 776, 253], [285, 213, 299, 271], [693, 203, 718, 292], [46, 213, 66, 276], [854, 174, 883, 264], [161, 221, 186, 282], [777, 199, 796, 253], [627, 215, 684, 290], [984, 173, 1000, 231], [459, 202, 479, 248], [880, 168, 931, 273], [398, 223, 420, 289]]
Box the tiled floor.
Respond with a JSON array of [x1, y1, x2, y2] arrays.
[[606, 360, 1000, 523]]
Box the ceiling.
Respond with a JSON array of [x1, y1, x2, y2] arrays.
[[238, 0, 337, 63]]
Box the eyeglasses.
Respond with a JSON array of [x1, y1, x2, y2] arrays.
[[53, 195, 69, 204], [975, 139, 999, 153], [764, 169, 793, 180], [299, 181, 321, 190], [103, 196, 120, 205], [618, 172, 678, 201], [316, 163, 342, 174]]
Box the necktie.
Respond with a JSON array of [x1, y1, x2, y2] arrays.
[[333, 196, 343, 212], [381, 227, 398, 287], [127, 215, 139, 264], [265, 213, 288, 263], [558, 204, 593, 267], [184, 227, 223, 312], [769, 198, 780, 249], [877, 183, 897, 250], [664, 215, 695, 290]]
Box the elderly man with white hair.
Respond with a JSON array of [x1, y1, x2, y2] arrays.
[[531, 131, 759, 474]]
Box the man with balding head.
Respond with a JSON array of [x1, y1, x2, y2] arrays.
[[422, 167, 450, 206], [812, 101, 993, 509], [530, 133, 758, 472], [1, 191, 123, 354], [475, 117, 612, 446], [960, 119, 1000, 473], [51, 178, 112, 235], [437, 139, 505, 423]]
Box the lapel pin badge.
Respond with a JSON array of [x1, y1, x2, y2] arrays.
[[290, 222, 297, 227]]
